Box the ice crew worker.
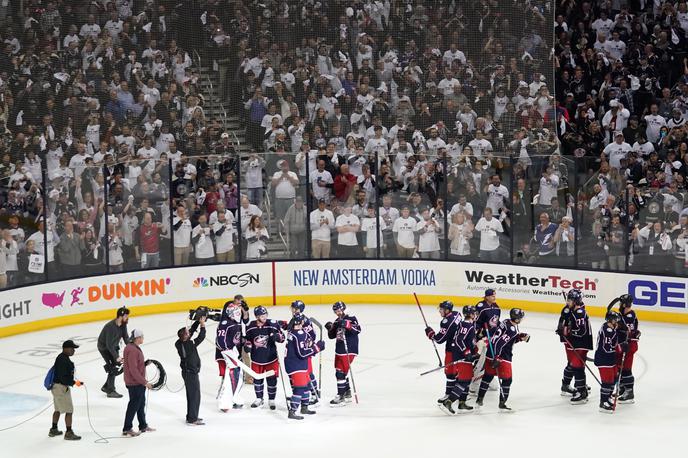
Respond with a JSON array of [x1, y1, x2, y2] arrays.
[[175, 315, 207, 425], [49, 340, 82, 441], [97, 307, 130, 398]]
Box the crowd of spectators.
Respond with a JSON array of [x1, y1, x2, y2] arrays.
[[1, 0, 687, 291]]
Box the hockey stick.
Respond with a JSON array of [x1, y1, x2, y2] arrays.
[[413, 292, 443, 366], [341, 331, 359, 404], [311, 317, 324, 401], [220, 350, 275, 379], [612, 352, 627, 412], [278, 356, 290, 409], [420, 357, 480, 377]]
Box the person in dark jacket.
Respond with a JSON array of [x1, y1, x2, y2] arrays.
[[175, 316, 206, 425], [122, 329, 154, 437], [96, 307, 130, 398], [49, 340, 82, 440]]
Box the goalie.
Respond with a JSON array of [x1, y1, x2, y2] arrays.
[[215, 301, 246, 412]]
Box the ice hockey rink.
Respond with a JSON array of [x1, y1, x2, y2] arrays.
[[0, 304, 685, 457]]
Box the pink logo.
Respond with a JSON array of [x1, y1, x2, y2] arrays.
[[42, 291, 66, 308], [70, 287, 84, 306]]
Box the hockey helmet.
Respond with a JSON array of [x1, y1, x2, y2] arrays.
[[254, 305, 268, 317], [619, 294, 633, 308], [566, 288, 583, 305], [292, 313, 305, 326], [291, 300, 306, 313], [605, 311, 621, 323], [510, 308, 525, 321], [438, 300, 454, 312], [462, 305, 476, 317], [332, 301, 346, 312]]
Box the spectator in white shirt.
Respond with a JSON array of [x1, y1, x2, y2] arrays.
[[212, 210, 235, 263], [601, 100, 630, 141], [271, 161, 299, 222], [485, 175, 509, 214], [335, 205, 361, 258], [537, 166, 560, 208], [242, 152, 266, 209], [475, 208, 504, 261], [191, 214, 214, 263], [79, 15, 101, 40], [603, 132, 632, 169], [309, 159, 334, 205], [450, 194, 474, 220], [361, 204, 385, 258], [172, 205, 192, 265], [392, 206, 417, 258], [244, 215, 269, 260], [416, 208, 442, 259], [310, 199, 335, 258], [467, 131, 493, 160], [644, 103, 667, 143], [239, 195, 263, 232], [448, 212, 474, 260]]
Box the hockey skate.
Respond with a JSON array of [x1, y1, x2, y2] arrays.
[[618, 388, 635, 404], [268, 400, 276, 410], [437, 394, 449, 404], [300, 405, 316, 415], [599, 401, 614, 413], [475, 396, 484, 407], [456, 401, 474, 414], [288, 409, 304, 420], [438, 398, 456, 415], [330, 394, 347, 407], [498, 401, 514, 413], [560, 384, 576, 397], [251, 399, 264, 408], [344, 388, 352, 403], [570, 389, 589, 405]]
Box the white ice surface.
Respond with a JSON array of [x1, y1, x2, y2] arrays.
[[0, 305, 685, 457]]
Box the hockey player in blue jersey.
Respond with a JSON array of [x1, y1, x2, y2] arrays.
[[283, 300, 321, 403], [325, 301, 361, 406], [595, 311, 621, 413], [284, 313, 325, 420], [424, 300, 461, 403], [439, 305, 478, 415], [244, 306, 285, 410], [216, 301, 245, 411], [471, 289, 501, 392], [476, 308, 530, 412], [610, 294, 640, 404], [558, 288, 593, 404]]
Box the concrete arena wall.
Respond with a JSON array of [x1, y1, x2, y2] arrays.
[[0, 260, 686, 337]]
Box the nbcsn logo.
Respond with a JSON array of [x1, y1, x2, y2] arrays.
[[192, 277, 209, 288]]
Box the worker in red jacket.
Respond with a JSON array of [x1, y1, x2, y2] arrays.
[[122, 329, 155, 437]]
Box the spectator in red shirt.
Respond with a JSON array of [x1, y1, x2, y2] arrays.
[[333, 163, 357, 209], [135, 213, 166, 269]]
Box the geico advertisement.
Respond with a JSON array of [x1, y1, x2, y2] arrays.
[[0, 263, 271, 328]]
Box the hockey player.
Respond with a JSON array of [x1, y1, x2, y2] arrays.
[[557, 289, 593, 404], [215, 301, 245, 411], [476, 308, 530, 412], [424, 300, 461, 403], [471, 289, 501, 391], [615, 294, 640, 404], [285, 300, 320, 402], [244, 306, 285, 410], [325, 301, 362, 406], [284, 313, 325, 420], [594, 311, 621, 413], [439, 305, 478, 415]]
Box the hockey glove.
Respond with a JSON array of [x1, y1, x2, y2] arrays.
[[620, 342, 629, 353], [325, 321, 334, 331], [342, 319, 352, 330], [518, 333, 530, 342], [241, 300, 249, 312], [278, 320, 289, 330], [632, 330, 641, 339], [425, 327, 435, 339], [465, 353, 478, 363], [315, 340, 326, 352]]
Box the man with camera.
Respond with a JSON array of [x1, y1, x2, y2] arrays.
[[175, 315, 206, 425], [97, 307, 130, 398]]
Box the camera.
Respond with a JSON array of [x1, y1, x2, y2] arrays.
[[188, 306, 222, 322]]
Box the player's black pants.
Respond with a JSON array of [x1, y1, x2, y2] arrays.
[[182, 371, 201, 422]]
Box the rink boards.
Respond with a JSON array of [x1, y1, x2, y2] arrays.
[[0, 260, 686, 337]]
